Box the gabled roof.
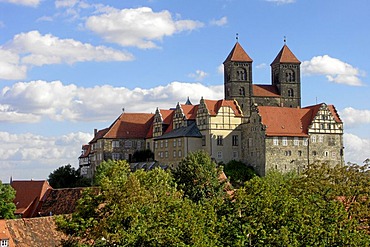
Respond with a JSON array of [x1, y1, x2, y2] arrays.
[[224, 42, 253, 63], [104, 113, 154, 139], [303, 103, 342, 123], [11, 180, 52, 218], [1, 217, 66, 246], [160, 109, 174, 125], [155, 122, 202, 140], [79, 144, 91, 158], [180, 104, 199, 120], [257, 106, 312, 137], [271, 44, 300, 65], [39, 187, 98, 216], [89, 128, 109, 144], [204, 99, 243, 117], [253, 85, 281, 97]]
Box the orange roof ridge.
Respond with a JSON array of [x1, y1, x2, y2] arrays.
[[271, 44, 300, 65], [224, 42, 253, 63]]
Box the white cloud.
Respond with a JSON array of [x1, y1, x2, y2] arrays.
[[0, 131, 93, 182], [0, 80, 223, 123], [210, 16, 227, 26], [344, 133, 370, 165], [188, 70, 209, 81], [256, 63, 267, 69], [85, 7, 204, 49], [265, 0, 296, 4], [0, 31, 133, 79], [217, 64, 224, 74], [340, 107, 370, 128], [0, 50, 27, 80], [301, 55, 365, 86], [0, 0, 41, 7]]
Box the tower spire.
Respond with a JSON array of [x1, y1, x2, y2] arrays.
[[236, 33, 239, 42], [284, 36, 286, 44]]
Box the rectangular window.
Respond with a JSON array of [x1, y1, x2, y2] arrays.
[[112, 153, 120, 160], [112, 140, 120, 148], [232, 135, 239, 146], [217, 135, 223, 146], [294, 137, 299, 146], [165, 140, 168, 148], [248, 138, 253, 148], [165, 151, 168, 158], [318, 135, 324, 143], [147, 142, 150, 150], [137, 141, 141, 149], [282, 137, 288, 146], [311, 136, 316, 143], [202, 135, 206, 146], [155, 142, 158, 149], [173, 150, 176, 158], [124, 140, 132, 148], [178, 139, 182, 147], [178, 150, 182, 157], [273, 137, 279, 146], [217, 151, 222, 159], [160, 141, 163, 148], [233, 151, 238, 159]]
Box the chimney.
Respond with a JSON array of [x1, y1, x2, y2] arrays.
[[94, 129, 97, 136]]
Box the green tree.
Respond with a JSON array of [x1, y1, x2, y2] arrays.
[[57, 159, 221, 246], [223, 160, 256, 188], [0, 180, 16, 219], [173, 150, 226, 203], [48, 164, 91, 188]]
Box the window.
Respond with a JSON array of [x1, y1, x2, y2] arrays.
[[1, 239, 9, 247], [273, 137, 279, 146], [202, 135, 206, 146], [282, 137, 288, 146], [248, 138, 253, 147], [298, 150, 302, 156], [217, 151, 223, 159], [232, 135, 239, 146], [178, 139, 182, 147], [294, 137, 299, 146], [285, 150, 292, 156], [239, 87, 245, 96], [112, 153, 120, 160], [160, 141, 163, 148], [332, 152, 337, 158], [173, 139, 177, 147], [137, 141, 141, 149], [288, 88, 294, 97], [321, 124, 326, 129], [165, 151, 168, 158], [233, 151, 238, 159], [165, 140, 168, 148], [311, 136, 316, 143], [112, 140, 120, 148], [303, 138, 308, 146], [178, 150, 182, 157], [173, 150, 176, 158], [312, 151, 317, 156], [155, 142, 158, 149], [318, 135, 324, 143], [217, 135, 223, 146], [147, 142, 150, 150], [124, 140, 132, 148]]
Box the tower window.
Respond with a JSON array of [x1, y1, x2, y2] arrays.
[[239, 87, 245, 96], [288, 88, 294, 97], [285, 69, 295, 82], [237, 69, 247, 80]]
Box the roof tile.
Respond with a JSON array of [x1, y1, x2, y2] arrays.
[[224, 42, 253, 63]]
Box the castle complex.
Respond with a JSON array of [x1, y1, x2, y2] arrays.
[[79, 42, 344, 177]]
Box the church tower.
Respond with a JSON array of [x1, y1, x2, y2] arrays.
[[271, 44, 301, 108], [223, 42, 253, 118]]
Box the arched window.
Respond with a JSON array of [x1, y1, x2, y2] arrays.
[[285, 69, 295, 82], [237, 68, 247, 81], [239, 87, 245, 96], [287, 88, 294, 97]]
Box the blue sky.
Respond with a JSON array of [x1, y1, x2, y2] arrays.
[[0, 0, 369, 182]]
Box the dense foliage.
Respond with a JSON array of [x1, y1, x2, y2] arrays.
[[223, 160, 257, 187], [48, 164, 91, 188], [0, 180, 16, 219], [57, 155, 370, 246]]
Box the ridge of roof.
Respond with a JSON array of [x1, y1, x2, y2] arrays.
[[271, 44, 300, 65], [224, 42, 253, 63]]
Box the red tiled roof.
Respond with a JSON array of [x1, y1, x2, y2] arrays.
[[328, 105, 342, 123], [180, 104, 199, 120], [89, 128, 109, 144], [253, 85, 281, 97], [204, 99, 243, 117], [271, 44, 300, 65], [224, 42, 253, 63], [11, 180, 52, 218], [104, 113, 154, 139], [160, 109, 174, 124], [258, 106, 311, 137], [303, 103, 342, 124], [79, 144, 91, 158]]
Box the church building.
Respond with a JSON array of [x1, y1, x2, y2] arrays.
[[79, 41, 344, 177]]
